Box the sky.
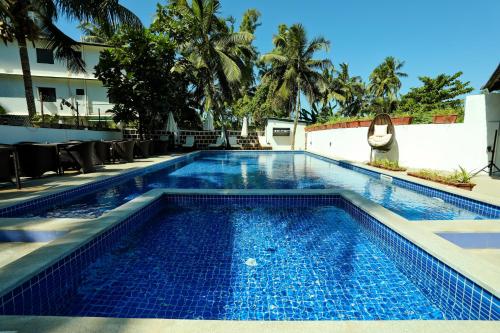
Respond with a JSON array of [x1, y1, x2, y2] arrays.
[[57, 0, 500, 94]]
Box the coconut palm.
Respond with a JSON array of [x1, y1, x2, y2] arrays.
[[171, 0, 255, 121], [261, 24, 331, 149], [334, 63, 366, 116], [369, 56, 407, 100], [0, 0, 141, 118], [78, 20, 118, 44]]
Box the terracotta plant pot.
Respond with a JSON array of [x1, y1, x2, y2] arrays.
[[407, 172, 476, 191], [433, 114, 458, 124], [332, 123, 340, 129], [391, 116, 413, 125], [346, 120, 359, 128], [338, 122, 347, 128], [325, 123, 335, 130], [451, 182, 476, 191], [358, 120, 372, 127]]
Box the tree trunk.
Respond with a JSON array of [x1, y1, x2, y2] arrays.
[[17, 35, 37, 119], [291, 86, 301, 150]]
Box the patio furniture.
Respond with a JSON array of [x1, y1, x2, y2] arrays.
[[61, 141, 96, 174], [152, 136, 170, 155], [15, 143, 60, 178], [113, 140, 135, 162], [257, 135, 272, 150], [208, 136, 225, 149], [94, 141, 112, 165], [134, 140, 152, 158], [367, 113, 395, 160], [0, 145, 21, 189], [182, 136, 195, 150], [229, 136, 242, 149]]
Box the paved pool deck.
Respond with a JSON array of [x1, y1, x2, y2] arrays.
[[0, 150, 499, 332]]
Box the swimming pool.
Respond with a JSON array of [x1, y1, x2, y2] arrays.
[[7, 151, 499, 221], [1, 195, 497, 320]]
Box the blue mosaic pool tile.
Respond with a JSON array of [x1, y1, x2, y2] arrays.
[[0, 152, 199, 218], [0, 196, 163, 315], [337, 196, 499, 320], [1, 194, 498, 320]]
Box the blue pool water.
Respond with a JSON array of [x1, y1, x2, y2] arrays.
[[57, 202, 446, 320], [21, 152, 489, 220]]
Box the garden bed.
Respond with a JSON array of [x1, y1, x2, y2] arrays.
[[407, 171, 476, 191], [367, 159, 407, 172]]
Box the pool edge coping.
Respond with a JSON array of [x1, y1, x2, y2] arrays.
[[0, 316, 499, 333]]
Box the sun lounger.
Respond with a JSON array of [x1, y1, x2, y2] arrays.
[[229, 136, 242, 149], [208, 136, 225, 149], [182, 136, 195, 149]]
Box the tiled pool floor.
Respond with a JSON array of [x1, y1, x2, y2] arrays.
[[57, 203, 445, 320]]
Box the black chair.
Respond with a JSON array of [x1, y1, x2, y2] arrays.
[[134, 140, 152, 158], [15, 143, 60, 178], [94, 141, 112, 165], [113, 141, 135, 163], [0, 145, 21, 189], [66, 141, 96, 173]]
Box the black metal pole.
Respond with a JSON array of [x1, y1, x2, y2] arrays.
[[76, 101, 80, 129]]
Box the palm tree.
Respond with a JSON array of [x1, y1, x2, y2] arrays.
[[334, 63, 366, 116], [78, 20, 118, 44], [0, 0, 141, 119], [171, 0, 255, 122], [261, 24, 331, 149], [369, 56, 407, 100]]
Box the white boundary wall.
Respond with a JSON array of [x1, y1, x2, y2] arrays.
[[306, 94, 500, 172], [0, 125, 122, 144]]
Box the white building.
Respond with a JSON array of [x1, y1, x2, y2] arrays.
[[0, 40, 113, 121], [264, 118, 309, 150]]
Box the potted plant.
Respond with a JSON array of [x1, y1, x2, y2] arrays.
[[367, 159, 407, 171], [346, 118, 359, 128], [407, 166, 476, 191], [391, 112, 413, 125], [432, 109, 458, 124], [358, 118, 372, 127]]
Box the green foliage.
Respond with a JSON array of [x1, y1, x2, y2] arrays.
[[398, 72, 473, 116], [0, 104, 6, 115], [449, 166, 473, 183], [369, 57, 407, 100], [156, 0, 256, 124], [369, 159, 407, 171], [240, 9, 261, 34], [410, 166, 474, 184], [260, 24, 331, 147], [95, 28, 200, 136]]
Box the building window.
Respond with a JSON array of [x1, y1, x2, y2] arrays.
[[38, 87, 56, 102], [76, 88, 85, 96], [36, 48, 54, 64]]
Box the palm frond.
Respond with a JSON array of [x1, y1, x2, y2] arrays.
[[215, 49, 242, 82], [39, 18, 85, 72]]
